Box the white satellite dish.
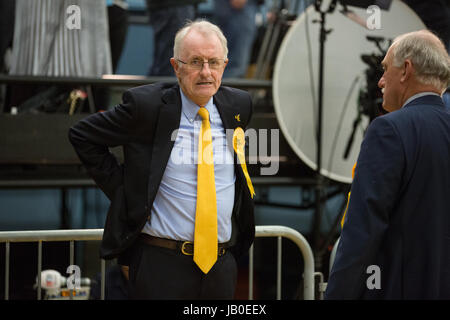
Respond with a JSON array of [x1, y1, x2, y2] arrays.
[[273, 0, 426, 183]]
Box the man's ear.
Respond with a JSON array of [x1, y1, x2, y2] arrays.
[[170, 58, 178, 74], [401, 59, 413, 82]]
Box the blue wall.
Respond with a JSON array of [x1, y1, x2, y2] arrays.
[[0, 189, 109, 231], [116, 24, 153, 76], [0, 185, 343, 235]]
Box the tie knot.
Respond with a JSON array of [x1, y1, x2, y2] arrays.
[[198, 107, 209, 121]]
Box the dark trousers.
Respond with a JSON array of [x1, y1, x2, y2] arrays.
[[108, 5, 129, 72], [129, 241, 238, 299], [146, 5, 196, 76]]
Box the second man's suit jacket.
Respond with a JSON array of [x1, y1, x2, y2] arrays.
[[325, 95, 450, 299], [69, 82, 255, 264]]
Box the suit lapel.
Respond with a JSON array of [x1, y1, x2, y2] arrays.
[[214, 88, 241, 131], [148, 85, 182, 196]]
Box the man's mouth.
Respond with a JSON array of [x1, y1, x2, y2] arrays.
[[197, 81, 213, 86]]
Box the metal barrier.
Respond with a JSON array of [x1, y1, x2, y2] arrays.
[[0, 225, 315, 300], [329, 237, 340, 274], [0, 229, 104, 300], [250, 226, 315, 300]]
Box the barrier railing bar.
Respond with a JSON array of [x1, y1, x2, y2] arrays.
[[329, 237, 340, 274], [314, 272, 325, 300], [37, 241, 42, 300], [0, 74, 272, 90], [5, 242, 9, 300], [0, 226, 315, 300], [69, 241, 74, 267], [69, 241, 74, 300], [0, 229, 104, 242], [101, 259, 106, 301], [255, 225, 315, 300], [248, 244, 254, 300], [276, 236, 282, 300]]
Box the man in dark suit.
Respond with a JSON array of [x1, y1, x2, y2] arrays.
[[325, 30, 450, 299], [69, 20, 255, 299]]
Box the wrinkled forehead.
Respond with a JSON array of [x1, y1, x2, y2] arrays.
[[180, 30, 225, 59], [381, 45, 395, 67]]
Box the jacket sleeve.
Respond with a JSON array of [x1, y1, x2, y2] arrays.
[[68, 90, 138, 200], [325, 116, 405, 299]]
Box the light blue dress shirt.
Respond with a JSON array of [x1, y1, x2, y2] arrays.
[[142, 89, 236, 242]]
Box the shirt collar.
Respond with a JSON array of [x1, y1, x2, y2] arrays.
[[180, 88, 214, 122], [402, 92, 440, 108]]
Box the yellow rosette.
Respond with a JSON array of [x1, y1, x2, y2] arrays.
[[233, 127, 255, 199]]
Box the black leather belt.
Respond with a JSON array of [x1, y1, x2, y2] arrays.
[[140, 233, 228, 256]]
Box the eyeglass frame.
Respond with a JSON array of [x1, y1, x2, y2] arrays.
[[176, 57, 227, 70]]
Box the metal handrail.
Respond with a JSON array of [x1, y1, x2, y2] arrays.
[[329, 237, 340, 274], [0, 229, 103, 242], [0, 229, 104, 300], [252, 225, 315, 300], [0, 226, 315, 300], [0, 74, 272, 89]]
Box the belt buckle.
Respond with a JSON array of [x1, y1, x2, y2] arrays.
[[181, 241, 193, 255], [218, 246, 226, 256]]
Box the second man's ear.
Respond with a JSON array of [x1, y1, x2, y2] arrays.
[[401, 59, 413, 82]]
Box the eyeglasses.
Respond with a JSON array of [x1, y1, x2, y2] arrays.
[[177, 58, 226, 70]]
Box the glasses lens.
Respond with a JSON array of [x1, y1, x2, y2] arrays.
[[189, 59, 203, 69], [188, 58, 223, 70], [208, 59, 222, 69]]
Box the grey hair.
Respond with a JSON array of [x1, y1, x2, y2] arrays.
[[173, 20, 228, 60], [392, 30, 450, 92]]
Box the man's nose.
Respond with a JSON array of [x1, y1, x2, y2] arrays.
[[378, 76, 385, 89], [200, 62, 212, 75]]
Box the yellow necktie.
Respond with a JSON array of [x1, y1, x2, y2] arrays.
[[194, 107, 218, 274]]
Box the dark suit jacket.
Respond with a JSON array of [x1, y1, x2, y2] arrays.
[[69, 82, 255, 264], [325, 95, 450, 299]]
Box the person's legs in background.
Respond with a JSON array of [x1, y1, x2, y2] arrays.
[[93, 4, 129, 111], [108, 4, 129, 72], [147, 5, 195, 76], [214, 0, 258, 78]]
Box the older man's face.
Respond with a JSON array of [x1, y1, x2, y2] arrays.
[[171, 30, 227, 107], [378, 46, 405, 112]]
